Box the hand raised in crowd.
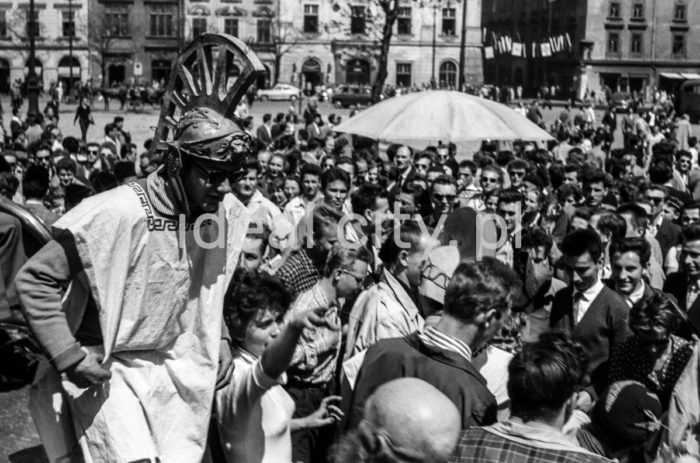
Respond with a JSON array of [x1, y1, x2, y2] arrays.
[[294, 395, 344, 430], [64, 351, 112, 388]]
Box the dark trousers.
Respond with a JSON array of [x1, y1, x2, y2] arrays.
[[79, 120, 89, 141], [286, 383, 331, 463]]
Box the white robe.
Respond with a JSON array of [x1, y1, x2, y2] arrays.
[[30, 184, 248, 462]]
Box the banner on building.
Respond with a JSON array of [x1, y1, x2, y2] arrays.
[[512, 42, 523, 57]]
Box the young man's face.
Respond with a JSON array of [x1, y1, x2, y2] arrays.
[[644, 188, 666, 217], [564, 171, 579, 186], [414, 158, 431, 178], [611, 251, 644, 296], [508, 167, 526, 188], [57, 169, 74, 187], [584, 181, 606, 208], [480, 171, 500, 193], [431, 183, 457, 215], [682, 239, 700, 279], [682, 207, 700, 228], [678, 155, 692, 173], [497, 201, 519, 234], [302, 174, 320, 198], [36, 150, 51, 168], [323, 180, 348, 211], [239, 237, 265, 271], [458, 167, 474, 188], [561, 251, 600, 292]]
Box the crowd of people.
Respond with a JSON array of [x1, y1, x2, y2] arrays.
[[3, 77, 700, 463]]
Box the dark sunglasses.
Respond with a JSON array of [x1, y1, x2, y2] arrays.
[[509, 171, 526, 178], [646, 196, 664, 204], [433, 193, 456, 202], [482, 177, 499, 183], [190, 158, 237, 185]]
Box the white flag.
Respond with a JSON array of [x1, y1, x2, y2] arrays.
[[541, 43, 552, 57], [512, 42, 523, 57], [484, 46, 495, 59], [565, 33, 572, 50]]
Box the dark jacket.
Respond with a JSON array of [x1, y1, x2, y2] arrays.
[[344, 332, 497, 430], [663, 272, 700, 339], [655, 218, 681, 264], [256, 124, 273, 147], [388, 166, 418, 198], [550, 285, 631, 394]]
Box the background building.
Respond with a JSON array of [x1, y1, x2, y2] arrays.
[[89, 0, 182, 87], [182, 0, 483, 93], [482, 0, 700, 101], [0, 0, 88, 93]]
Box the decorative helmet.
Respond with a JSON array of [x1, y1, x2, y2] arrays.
[[150, 33, 265, 217]]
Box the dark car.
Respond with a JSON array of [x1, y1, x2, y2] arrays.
[[331, 86, 373, 108], [610, 92, 632, 113]]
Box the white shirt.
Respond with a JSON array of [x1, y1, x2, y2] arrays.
[[627, 280, 646, 307], [216, 348, 295, 463], [573, 279, 605, 324]]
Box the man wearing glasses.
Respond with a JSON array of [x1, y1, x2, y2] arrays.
[[479, 166, 503, 194], [16, 40, 260, 461], [427, 175, 458, 229], [643, 184, 681, 260], [506, 160, 528, 190]]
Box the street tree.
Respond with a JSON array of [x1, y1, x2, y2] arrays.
[[87, 9, 120, 88]]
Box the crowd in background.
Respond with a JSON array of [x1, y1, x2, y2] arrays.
[[4, 91, 700, 463]]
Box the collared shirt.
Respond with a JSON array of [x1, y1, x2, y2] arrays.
[[418, 326, 472, 363], [450, 418, 611, 463], [573, 279, 605, 325], [286, 282, 340, 385], [626, 280, 646, 307], [688, 277, 700, 309]]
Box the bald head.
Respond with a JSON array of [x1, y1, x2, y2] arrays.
[[335, 378, 460, 463]]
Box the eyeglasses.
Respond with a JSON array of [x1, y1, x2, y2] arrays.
[[481, 177, 499, 184], [509, 170, 526, 178], [646, 196, 665, 204], [433, 193, 456, 202], [340, 269, 367, 286], [88, 150, 98, 155], [415, 163, 430, 170], [190, 158, 233, 185]]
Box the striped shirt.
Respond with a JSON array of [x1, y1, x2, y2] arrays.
[[418, 326, 472, 362]]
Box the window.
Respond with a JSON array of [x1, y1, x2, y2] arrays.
[[397, 7, 411, 35], [257, 18, 271, 43], [607, 32, 619, 54], [631, 2, 644, 19], [675, 4, 687, 21], [192, 18, 206, 37], [630, 33, 643, 54], [351, 6, 365, 34], [149, 6, 174, 37], [396, 62, 411, 87], [224, 18, 238, 36], [62, 10, 75, 37], [303, 4, 318, 33], [439, 61, 457, 88], [672, 34, 686, 57], [105, 5, 129, 37], [0, 11, 6, 37], [608, 1, 620, 18], [442, 8, 456, 36], [27, 10, 40, 37]]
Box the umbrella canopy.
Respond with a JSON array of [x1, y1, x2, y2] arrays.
[[334, 90, 553, 149]]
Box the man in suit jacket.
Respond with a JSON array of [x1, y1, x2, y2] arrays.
[[388, 145, 417, 198], [644, 184, 682, 260], [255, 113, 273, 149], [306, 113, 323, 141], [664, 224, 700, 338], [550, 229, 630, 399], [270, 112, 286, 140], [605, 237, 656, 306]]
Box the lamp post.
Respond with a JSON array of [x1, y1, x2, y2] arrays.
[[27, 0, 40, 118], [458, 0, 467, 91], [431, 2, 438, 88], [68, 0, 74, 100]]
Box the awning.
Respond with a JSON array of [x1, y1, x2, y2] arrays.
[[660, 72, 684, 79], [682, 73, 700, 79], [302, 60, 321, 73]]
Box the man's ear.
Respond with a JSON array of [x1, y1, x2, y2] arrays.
[[364, 208, 374, 224], [398, 249, 409, 268]]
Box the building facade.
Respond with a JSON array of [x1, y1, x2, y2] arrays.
[[0, 0, 89, 93], [182, 0, 483, 92], [89, 0, 183, 87], [482, 0, 700, 100]]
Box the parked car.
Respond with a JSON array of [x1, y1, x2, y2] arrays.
[[257, 83, 301, 101], [331, 86, 373, 108]]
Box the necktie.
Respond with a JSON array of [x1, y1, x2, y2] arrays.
[[688, 282, 700, 309]]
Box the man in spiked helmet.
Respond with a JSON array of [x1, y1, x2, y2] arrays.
[[16, 34, 264, 462]]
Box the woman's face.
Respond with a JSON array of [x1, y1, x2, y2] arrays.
[[284, 179, 301, 198], [243, 308, 283, 357], [322, 158, 336, 172], [524, 191, 540, 214], [485, 195, 499, 213], [268, 156, 285, 177], [367, 166, 379, 184], [272, 187, 287, 207]]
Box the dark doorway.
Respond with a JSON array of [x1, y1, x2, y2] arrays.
[[302, 59, 322, 95], [108, 64, 126, 86], [151, 60, 172, 87], [0, 58, 9, 93], [58, 56, 81, 95], [346, 58, 370, 85], [256, 65, 270, 89]]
